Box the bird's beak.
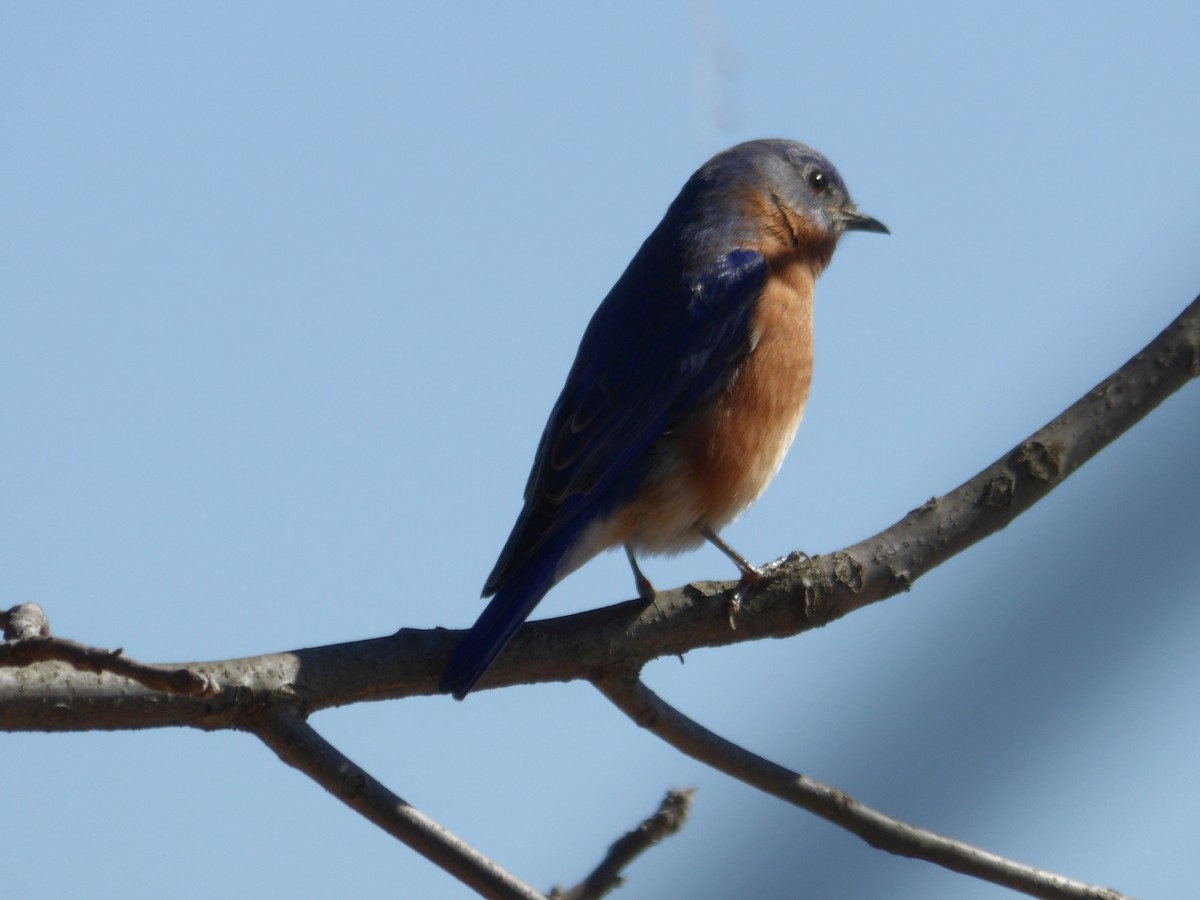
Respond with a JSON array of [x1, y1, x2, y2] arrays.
[[839, 206, 890, 235]]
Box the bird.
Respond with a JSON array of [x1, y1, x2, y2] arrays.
[[440, 138, 887, 699]]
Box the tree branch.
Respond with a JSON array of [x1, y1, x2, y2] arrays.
[[1, 295, 1195, 900], [550, 788, 695, 900], [595, 675, 1126, 900], [2, 296, 1196, 727], [254, 707, 547, 900], [0, 604, 217, 697]]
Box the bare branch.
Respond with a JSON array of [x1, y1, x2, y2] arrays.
[[1, 603, 217, 697], [595, 676, 1128, 900], [551, 788, 695, 900], [0, 296, 1193, 900], [3, 296, 1195, 725], [254, 707, 547, 900]]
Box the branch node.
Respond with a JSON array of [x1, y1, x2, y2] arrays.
[[983, 471, 1015, 508], [3, 603, 51, 640], [1012, 439, 1063, 484]]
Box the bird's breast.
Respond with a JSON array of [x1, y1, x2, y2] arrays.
[[594, 257, 816, 558], [682, 257, 815, 530]]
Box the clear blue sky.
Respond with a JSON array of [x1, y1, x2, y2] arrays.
[[4, 4, 1199, 898]]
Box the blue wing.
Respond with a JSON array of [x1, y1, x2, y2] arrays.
[[485, 246, 769, 591], [439, 246, 768, 697]]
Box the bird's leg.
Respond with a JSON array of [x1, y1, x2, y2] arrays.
[[625, 544, 658, 602], [700, 526, 765, 626], [700, 526, 763, 585]]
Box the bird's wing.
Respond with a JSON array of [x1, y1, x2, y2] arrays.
[[484, 247, 768, 594]]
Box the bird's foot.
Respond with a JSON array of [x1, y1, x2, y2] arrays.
[[763, 549, 810, 574], [625, 544, 658, 601], [634, 569, 658, 603], [725, 563, 765, 629], [625, 544, 666, 621]]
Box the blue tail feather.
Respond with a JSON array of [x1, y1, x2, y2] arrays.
[[439, 554, 559, 699]]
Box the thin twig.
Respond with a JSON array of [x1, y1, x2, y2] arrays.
[[595, 676, 1127, 900], [551, 788, 695, 900], [254, 707, 547, 900], [0, 603, 217, 696]]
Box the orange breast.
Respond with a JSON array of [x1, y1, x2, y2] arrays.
[[683, 255, 815, 530], [579, 255, 816, 562]]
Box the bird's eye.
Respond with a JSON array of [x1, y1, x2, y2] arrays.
[[807, 169, 828, 193]]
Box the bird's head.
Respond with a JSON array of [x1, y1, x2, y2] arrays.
[[746, 139, 889, 241], [690, 140, 888, 257]]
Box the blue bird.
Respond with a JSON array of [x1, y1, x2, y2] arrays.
[[440, 139, 887, 698]]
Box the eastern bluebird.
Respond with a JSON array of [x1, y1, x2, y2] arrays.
[[440, 139, 887, 699]]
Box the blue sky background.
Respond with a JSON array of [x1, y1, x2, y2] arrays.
[[4, 4, 1200, 898]]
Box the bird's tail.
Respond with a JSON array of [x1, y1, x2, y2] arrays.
[[439, 555, 559, 700]]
